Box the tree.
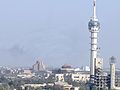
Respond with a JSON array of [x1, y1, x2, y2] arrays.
[[53, 85, 64, 90]]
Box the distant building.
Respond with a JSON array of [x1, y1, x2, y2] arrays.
[[70, 72, 90, 83], [32, 60, 46, 71], [80, 66, 90, 71], [55, 74, 64, 82], [17, 70, 34, 78], [23, 69, 32, 74], [61, 64, 74, 73], [54, 82, 72, 90], [21, 83, 46, 90]]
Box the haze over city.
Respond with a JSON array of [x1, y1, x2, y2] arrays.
[[0, 0, 120, 68]]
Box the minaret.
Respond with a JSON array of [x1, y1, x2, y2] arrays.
[[88, 0, 100, 81], [110, 56, 120, 90], [110, 56, 116, 89]]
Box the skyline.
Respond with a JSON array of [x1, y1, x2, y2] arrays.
[[0, 0, 120, 68]]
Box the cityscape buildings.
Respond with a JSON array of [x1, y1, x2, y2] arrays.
[[0, 0, 119, 90]]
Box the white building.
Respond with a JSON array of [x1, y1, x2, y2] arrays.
[[55, 74, 64, 82], [71, 72, 90, 83]]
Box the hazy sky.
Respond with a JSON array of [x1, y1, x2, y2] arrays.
[[0, 0, 120, 68]]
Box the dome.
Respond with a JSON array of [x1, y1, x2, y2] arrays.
[[61, 64, 72, 68]]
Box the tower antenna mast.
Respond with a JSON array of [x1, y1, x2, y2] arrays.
[[93, 0, 97, 19]]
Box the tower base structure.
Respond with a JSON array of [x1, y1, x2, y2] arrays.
[[88, 57, 110, 90]]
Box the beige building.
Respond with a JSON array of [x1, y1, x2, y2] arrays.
[[54, 82, 80, 90], [32, 60, 46, 71], [17, 69, 34, 78], [55, 82, 72, 90]]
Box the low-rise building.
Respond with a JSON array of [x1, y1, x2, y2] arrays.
[[71, 72, 90, 82], [21, 83, 46, 90], [55, 82, 72, 90], [55, 74, 64, 82]]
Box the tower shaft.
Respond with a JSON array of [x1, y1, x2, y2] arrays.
[[90, 32, 98, 76]]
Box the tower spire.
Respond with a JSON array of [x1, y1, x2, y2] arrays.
[[93, 0, 97, 19]]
